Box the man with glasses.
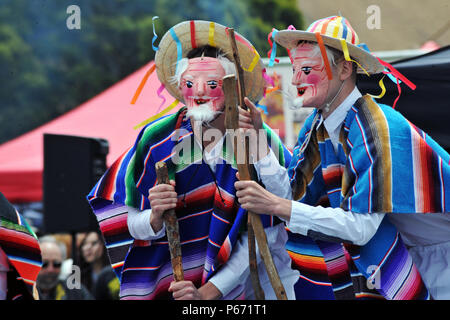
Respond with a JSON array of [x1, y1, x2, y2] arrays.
[[37, 236, 93, 300]]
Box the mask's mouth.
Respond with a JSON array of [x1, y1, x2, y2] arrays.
[[296, 84, 313, 97], [297, 88, 306, 96], [195, 98, 210, 105]]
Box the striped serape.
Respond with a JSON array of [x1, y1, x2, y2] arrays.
[[0, 192, 42, 300], [87, 107, 291, 299], [287, 95, 449, 300]]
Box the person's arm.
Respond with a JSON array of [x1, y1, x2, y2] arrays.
[[253, 148, 293, 200], [288, 202, 385, 245], [235, 180, 385, 246], [126, 206, 166, 240], [127, 180, 178, 240]]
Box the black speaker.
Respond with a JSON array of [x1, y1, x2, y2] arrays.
[[43, 134, 109, 234]]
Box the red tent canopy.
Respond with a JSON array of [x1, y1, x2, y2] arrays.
[[0, 62, 179, 203]]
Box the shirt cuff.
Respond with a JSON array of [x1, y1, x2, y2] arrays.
[[253, 148, 283, 179], [253, 149, 293, 200], [126, 206, 166, 240], [285, 201, 313, 236]]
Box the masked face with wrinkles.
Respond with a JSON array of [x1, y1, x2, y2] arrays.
[[180, 57, 226, 123], [291, 43, 330, 108]]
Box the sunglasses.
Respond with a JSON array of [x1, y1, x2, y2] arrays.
[[42, 260, 62, 268]]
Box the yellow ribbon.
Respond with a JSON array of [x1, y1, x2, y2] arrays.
[[339, 39, 370, 77], [133, 99, 180, 130], [332, 17, 343, 38], [242, 48, 260, 73], [209, 22, 215, 47], [369, 76, 387, 99], [339, 39, 387, 99]]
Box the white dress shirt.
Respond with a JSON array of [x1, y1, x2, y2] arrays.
[[127, 133, 299, 299]]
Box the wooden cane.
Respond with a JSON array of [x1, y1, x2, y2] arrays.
[[223, 73, 287, 300], [155, 161, 184, 282], [226, 28, 288, 300]]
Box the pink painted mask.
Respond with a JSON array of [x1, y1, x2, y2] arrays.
[[291, 43, 330, 108], [180, 57, 226, 113]]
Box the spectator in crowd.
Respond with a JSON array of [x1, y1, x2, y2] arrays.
[[79, 231, 119, 299], [37, 235, 93, 300]]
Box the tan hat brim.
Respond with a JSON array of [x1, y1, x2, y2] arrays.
[[155, 20, 266, 103], [274, 30, 384, 74]]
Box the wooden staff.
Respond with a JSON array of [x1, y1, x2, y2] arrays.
[[155, 161, 184, 282], [224, 28, 287, 300]]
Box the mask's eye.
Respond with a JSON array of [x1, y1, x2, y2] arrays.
[[301, 67, 312, 75], [207, 80, 218, 89], [185, 80, 193, 88]]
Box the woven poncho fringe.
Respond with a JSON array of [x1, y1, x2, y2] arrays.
[[87, 107, 291, 300], [287, 95, 450, 300], [0, 192, 42, 300]]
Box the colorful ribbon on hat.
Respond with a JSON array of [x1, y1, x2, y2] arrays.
[[225, 27, 260, 73], [170, 27, 183, 75], [190, 20, 197, 49], [256, 103, 268, 115], [376, 58, 416, 90], [208, 22, 216, 47], [242, 49, 260, 72], [152, 16, 159, 51], [133, 99, 180, 130], [267, 29, 279, 67], [131, 64, 156, 104], [156, 84, 167, 113], [314, 32, 333, 80], [340, 39, 370, 77]]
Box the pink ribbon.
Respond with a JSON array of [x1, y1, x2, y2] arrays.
[[156, 84, 167, 113]]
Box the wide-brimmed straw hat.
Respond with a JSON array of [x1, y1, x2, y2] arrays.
[[155, 20, 266, 103], [274, 16, 384, 75]]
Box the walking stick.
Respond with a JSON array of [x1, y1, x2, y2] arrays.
[[223, 28, 288, 300], [155, 161, 184, 282]]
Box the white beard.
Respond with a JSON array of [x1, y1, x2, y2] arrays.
[[186, 103, 221, 124], [292, 97, 304, 109], [284, 86, 305, 110]]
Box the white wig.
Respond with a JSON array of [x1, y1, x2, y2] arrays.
[[170, 54, 236, 87]]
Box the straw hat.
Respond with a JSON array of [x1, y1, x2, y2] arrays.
[[155, 20, 266, 103], [274, 16, 384, 74]]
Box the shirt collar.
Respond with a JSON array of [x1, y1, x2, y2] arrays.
[[321, 86, 362, 134]]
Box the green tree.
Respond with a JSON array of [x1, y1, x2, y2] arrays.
[[0, 0, 303, 144]]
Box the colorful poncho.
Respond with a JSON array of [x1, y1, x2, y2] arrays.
[[0, 192, 42, 300], [287, 95, 450, 300], [87, 107, 291, 300]]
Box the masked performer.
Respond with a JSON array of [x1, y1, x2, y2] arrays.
[[235, 16, 450, 300], [88, 20, 299, 300]]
